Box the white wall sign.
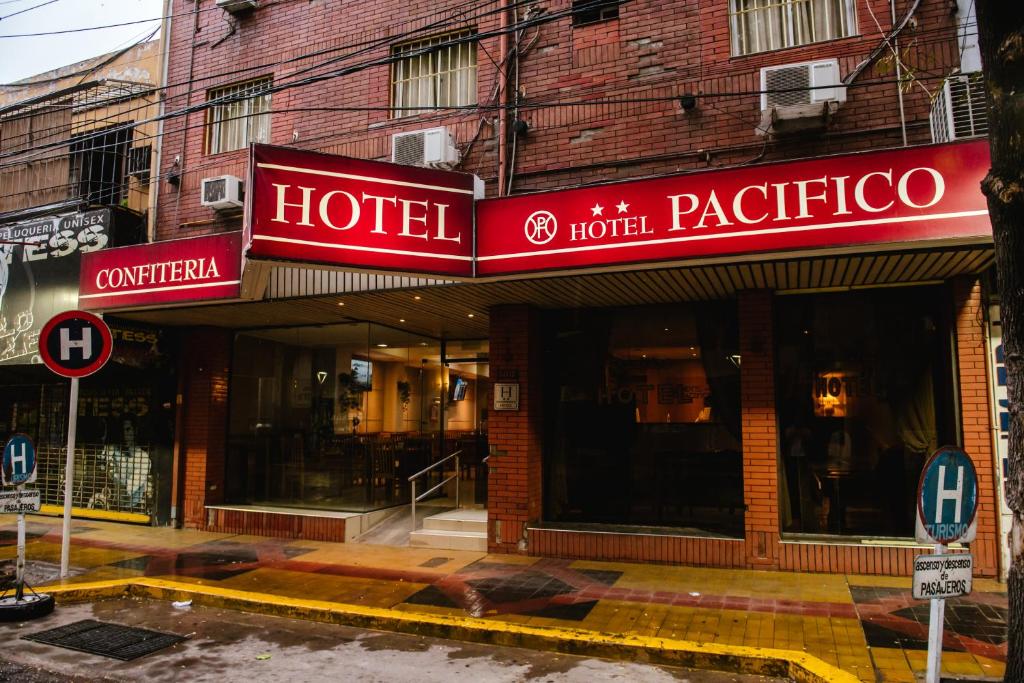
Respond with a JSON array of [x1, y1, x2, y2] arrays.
[[988, 304, 1012, 581], [493, 383, 520, 411]]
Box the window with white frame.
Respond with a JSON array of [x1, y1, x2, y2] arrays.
[[391, 32, 477, 118], [205, 78, 271, 154], [730, 0, 856, 56]]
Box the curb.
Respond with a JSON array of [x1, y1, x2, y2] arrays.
[[42, 578, 860, 683]]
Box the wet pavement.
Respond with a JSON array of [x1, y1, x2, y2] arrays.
[[0, 599, 788, 682], [0, 515, 1009, 682]]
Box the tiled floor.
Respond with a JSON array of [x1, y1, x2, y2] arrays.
[[0, 515, 1008, 681]]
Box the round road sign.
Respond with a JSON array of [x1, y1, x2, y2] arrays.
[[916, 446, 979, 545], [2, 434, 36, 486], [38, 310, 112, 378]]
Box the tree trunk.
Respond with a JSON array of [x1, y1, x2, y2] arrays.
[[974, 3, 1024, 680]]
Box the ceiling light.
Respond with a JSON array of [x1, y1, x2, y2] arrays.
[[399, 318, 405, 323], [337, 302, 345, 306], [468, 313, 475, 318], [377, 343, 388, 348], [414, 295, 422, 300]]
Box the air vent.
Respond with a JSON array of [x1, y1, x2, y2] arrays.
[[930, 72, 988, 143], [392, 127, 460, 168], [200, 175, 244, 210], [761, 59, 845, 110]]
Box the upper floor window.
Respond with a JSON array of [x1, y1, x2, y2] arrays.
[[572, 0, 620, 26], [205, 78, 271, 154], [730, 0, 856, 56], [391, 32, 477, 118]]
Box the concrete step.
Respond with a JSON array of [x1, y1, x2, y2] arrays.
[[422, 509, 487, 533], [408, 528, 487, 552]]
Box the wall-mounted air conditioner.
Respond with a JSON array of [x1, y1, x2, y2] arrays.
[[216, 0, 257, 13], [758, 59, 846, 136], [201, 175, 244, 210], [930, 72, 987, 143], [392, 127, 460, 168]]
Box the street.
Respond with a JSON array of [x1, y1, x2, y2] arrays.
[[0, 599, 788, 682]]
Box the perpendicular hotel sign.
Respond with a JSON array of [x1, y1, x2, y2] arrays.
[[247, 144, 479, 277], [475, 139, 992, 276], [79, 232, 243, 309]]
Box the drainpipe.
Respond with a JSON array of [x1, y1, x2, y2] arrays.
[[147, 0, 173, 242], [497, 0, 509, 196]]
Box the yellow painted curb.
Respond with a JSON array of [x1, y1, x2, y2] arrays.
[[37, 505, 150, 525], [42, 578, 859, 683]]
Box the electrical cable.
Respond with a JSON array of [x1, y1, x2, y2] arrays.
[[0, 0, 58, 21]]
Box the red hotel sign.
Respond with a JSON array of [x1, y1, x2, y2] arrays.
[[247, 144, 478, 277], [79, 232, 243, 309], [476, 140, 992, 276]]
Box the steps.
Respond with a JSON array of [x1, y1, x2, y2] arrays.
[[409, 509, 487, 551]]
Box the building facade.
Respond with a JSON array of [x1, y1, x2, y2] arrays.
[[72, 0, 1007, 576]]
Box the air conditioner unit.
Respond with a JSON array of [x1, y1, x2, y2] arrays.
[[216, 0, 257, 13], [201, 175, 244, 210], [930, 72, 987, 143], [758, 59, 846, 136], [392, 127, 460, 168]]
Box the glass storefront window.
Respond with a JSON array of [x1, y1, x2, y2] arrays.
[[774, 286, 956, 538], [542, 304, 743, 537], [226, 323, 488, 512]]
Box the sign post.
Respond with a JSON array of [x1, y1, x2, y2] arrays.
[[0, 434, 50, 621], [38, 310, 112, 578], [914, 446, 979, 683]]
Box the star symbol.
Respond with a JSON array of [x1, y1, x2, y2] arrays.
[[616, 200, 630, 214], [590, 204, 604, 217]]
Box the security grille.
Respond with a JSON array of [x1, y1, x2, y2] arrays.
[[205, 77, 272, 154], [764, 65, 812, 108], [391, 32, 476, 118], [930, 72, 988, 143], [36, 444, 154, 518], [730, 0, 857, 56]]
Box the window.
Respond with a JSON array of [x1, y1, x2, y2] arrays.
[[572, 0, 620, 26], [730, 0, 856, 56], [391, 32, 477, 118], [774, 287, 956, 538], [205, 78, 271, 154], [542, 304, 743, 537]]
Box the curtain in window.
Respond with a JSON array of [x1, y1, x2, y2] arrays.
[[732, 0, 855, 55]]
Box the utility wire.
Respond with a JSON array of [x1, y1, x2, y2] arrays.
[[0, 0, 58, 21]]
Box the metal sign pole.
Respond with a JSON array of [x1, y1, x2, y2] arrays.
[[925, 542, 946, 683], [15, 483, 25, 601], [59, 376, 79, 578]]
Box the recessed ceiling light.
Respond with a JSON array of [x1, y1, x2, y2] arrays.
[[467, 313, 475, 318], [414, 295, 422, 300], [419, 342, 428, 346], [337, 302, 345, 306], [641, 354, 647, 358], [399, 318, 405, 323], [664, 328, 669, 332]]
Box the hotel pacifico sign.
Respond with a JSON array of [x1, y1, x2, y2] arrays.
[[476, 139, 992, 276], [247, 144, 480, 277]]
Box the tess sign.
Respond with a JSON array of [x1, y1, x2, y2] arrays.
[[248, 144, 480, 277], [79, 232, 243, 309], [476, 140, 991, 276]]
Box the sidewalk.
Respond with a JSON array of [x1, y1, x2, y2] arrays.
[[0, 515, 1008, 682]]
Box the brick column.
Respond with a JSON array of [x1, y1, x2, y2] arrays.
[[952, 276, 1000, 577], [739, 290, 781, 568], [180, 328, 232, 529], [487, 305, 543, 553]]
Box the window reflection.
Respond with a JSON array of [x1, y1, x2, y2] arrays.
[[775, 287, 955, 537], [543, 304, 743, 537]]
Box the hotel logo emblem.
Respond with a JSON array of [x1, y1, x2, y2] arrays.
[[524, 210, 557, 245]]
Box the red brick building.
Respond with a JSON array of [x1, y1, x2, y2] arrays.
[[106, 0, 1005, 576]]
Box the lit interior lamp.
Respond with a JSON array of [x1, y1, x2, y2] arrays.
[[814, 371, 853, 417]]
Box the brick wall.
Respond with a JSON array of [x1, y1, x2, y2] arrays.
[[953, 276, 1000, 577], [739, 290, 780, 567], [180, 327, 232, 528], [155, 0, 964, 239], [487, 304, 543, 553]]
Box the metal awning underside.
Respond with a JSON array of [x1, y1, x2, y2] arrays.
[[116, 245, 994, 339]]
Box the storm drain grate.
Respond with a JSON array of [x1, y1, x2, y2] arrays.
[[24, 619, 184, 660]]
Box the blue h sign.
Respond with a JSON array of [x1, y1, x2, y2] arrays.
[[917, 447, 978, 545], [2, 434, 36, 486]]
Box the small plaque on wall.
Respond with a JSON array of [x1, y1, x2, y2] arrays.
[[493, 383, 520, 411]]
